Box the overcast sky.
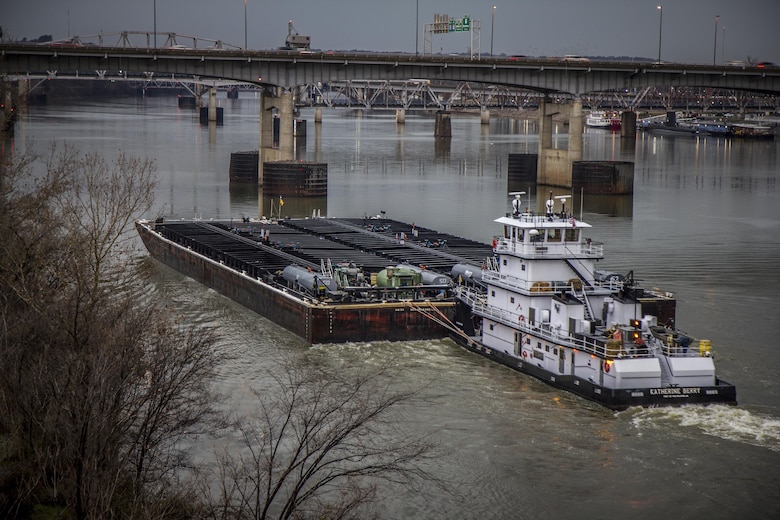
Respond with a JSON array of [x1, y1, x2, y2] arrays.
[[3, 0, 778, 64]]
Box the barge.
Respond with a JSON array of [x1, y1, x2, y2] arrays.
[[135, 216, 490, 344], [136, 199, 737, 410]]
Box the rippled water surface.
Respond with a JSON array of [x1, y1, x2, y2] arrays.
[[10, 95, 780, 519]]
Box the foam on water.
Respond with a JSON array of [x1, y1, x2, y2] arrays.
[[630, 405, 780, 451]]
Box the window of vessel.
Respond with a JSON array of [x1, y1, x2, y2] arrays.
[[564, 228, 579, 241], [491, 290, 495, 297], [548, 229, 562, 242], [510, 296, 515, 304]]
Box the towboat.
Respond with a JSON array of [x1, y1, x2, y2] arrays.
[[586, 110, 621, 130], [450, 193, 737, 410]]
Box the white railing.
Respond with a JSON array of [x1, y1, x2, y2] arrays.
[[472, 301, 656, 359], [495, 238, 604, 257]]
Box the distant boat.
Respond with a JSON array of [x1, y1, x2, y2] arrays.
[[731, 122, 774, 139], [586, 110, 621, 130], [642, 111, 701, 136]]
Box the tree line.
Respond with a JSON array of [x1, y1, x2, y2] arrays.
[[0, 147, 444, 519]]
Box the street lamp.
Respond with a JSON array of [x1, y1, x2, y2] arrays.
[[713, 15, 719, 65], [656, 5, 662, 63], [415, 0, 419, 56], [244, 0, 248, 50], [490, 5, 496, 57]]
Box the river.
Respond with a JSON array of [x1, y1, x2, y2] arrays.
[[8, 93, 780, 519]]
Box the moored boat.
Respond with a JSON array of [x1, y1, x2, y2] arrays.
[[450, 193, 737, 410], [731, 122, 774, 139], [586, 110, 621, 129]]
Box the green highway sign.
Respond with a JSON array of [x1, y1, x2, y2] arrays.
[[448, 15, 471, 32]]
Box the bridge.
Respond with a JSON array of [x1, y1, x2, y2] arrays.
[[2, 39, 778, 188], [2, 42, 779, 96]]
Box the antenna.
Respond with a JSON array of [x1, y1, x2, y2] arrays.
[[554, 194, 572, 215], [509, 192, 525, 215]]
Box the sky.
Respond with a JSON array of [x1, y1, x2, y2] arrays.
[[3, 0, 778, 64]]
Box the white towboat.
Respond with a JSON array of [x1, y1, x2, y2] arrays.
[[586, 110, 621, 129], [451, 193, 737, 410]]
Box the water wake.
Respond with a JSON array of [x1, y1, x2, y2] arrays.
[[631, 405, 780, 451]]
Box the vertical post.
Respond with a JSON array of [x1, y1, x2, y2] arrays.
[[490, 6, 496, 57], [568, 99, 583, 164], [721, 26, 726, 64], [208, 87, 217, 122], [713, 15, 719, 65], [153, 0, 157, 49], [415, 0, 419, 56], [244, 0, 248, 50], [656, 5, 662, 64]]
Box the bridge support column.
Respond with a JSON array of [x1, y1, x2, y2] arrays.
[[537, 98, 583, 188], [434, 111, 451, 138], [481, 108, 490, 125], [258, 89, 295, 186], [314, 107, 322, 124], [16, 79, 28, 113], [208, 88, 217, 122], [620, 111, 637, 138], [395, 109, 405, 124]]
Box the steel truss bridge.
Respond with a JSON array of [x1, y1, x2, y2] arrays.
[[2, 32, 779, 112]]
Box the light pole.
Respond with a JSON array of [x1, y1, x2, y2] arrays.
[[713, 15, 719, 65], [244, 0, 247, 50], [656, 5, 662, 63], [415, 0, 419, 56], [490, 5, 496, 57]]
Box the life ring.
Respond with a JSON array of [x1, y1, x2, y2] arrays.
[[522, 350, 527, 358], [519, 315, 525, 322], [603, 360, 612, 373]]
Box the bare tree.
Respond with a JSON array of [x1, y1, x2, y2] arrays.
[[0, 146, 223, 519], [203, 358, 444, 520]]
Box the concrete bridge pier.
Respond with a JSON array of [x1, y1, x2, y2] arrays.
[[314, 107, 322, 124], [537, 98, 583, 187], [258, 89, 295, 184], [481, 108, 490, 125], [208, 88, 217, 122], [395, 109, 406, 124], [621, 111, 637, 138], [434, 111, 451, 138], [15, 79, 28, 114]]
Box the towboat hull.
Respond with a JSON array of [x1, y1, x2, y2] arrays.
[[450, 333, 737, 410]]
